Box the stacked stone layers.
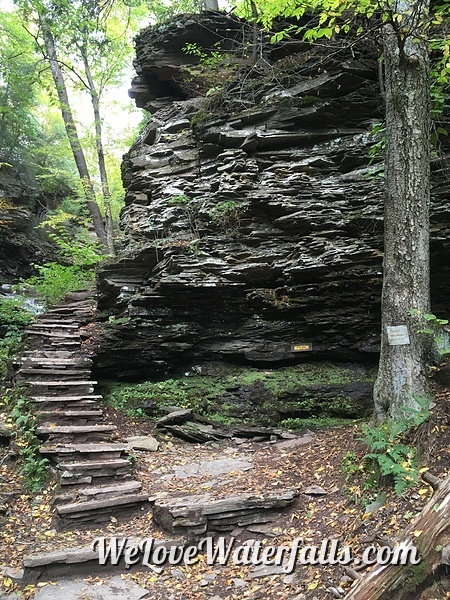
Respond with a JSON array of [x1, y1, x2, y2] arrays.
[[97, 13, 450, 378]]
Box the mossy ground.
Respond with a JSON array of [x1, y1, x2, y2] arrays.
[[100, 361, 376, 429]]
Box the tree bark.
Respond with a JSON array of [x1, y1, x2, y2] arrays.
[[373, 1, 431, 423], [41, 22, 108, 248], [80, 46, 116, 256], [345, 472, 450, 599], [203, 0, 219, 10]]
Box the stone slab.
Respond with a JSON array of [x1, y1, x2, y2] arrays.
[[32, 576, 149, 600]]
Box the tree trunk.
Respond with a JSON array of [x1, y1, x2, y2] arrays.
[[81, 46, 116, 256], [41, 23, 108, 248], [345, 473, 450, 599], [203, 0, 219, 10], [373, 1, 431, 423], [250, 1, 259, 66]]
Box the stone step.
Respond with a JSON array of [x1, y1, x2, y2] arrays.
[[18, 369, 91, 378], [153, 489, 299, 536], [40, 442, 129, 459], [59, 458, 131, 471], [26, 331, 81, 339], [33, 319, 81, 325], [27, 381, 97, 395], [46, 306, 92, 316], [58, 459, 132, 485], [30, 323, 79, 329], [28, 380, 98, 387], [36, 424, 116, 435], [16, 358, 92, 368], [27, 340, 81, 351], [54, 480, 143, 504], [33, 340, 80, 347], [36, 410, 103, 419], [36, 410, 103, 425], [20, 351, 79, 358], [30, 395, 102, 404], [56, 493, 149, 519]]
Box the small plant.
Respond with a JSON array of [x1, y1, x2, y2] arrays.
[[1, 390, 51, 492], [358, 397, 429, 496], [207, 200, 249, 233], [183, 41, 228, 69], [39, 214, 105, 267], [24, 262, 94, 305], [342, 451, 362, 481], [411, 309, 450, 356], [166, 194, 190, 206], [0, 297, 35, 380]]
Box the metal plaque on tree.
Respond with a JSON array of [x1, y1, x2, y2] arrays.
[[386, 325, 410, 346]]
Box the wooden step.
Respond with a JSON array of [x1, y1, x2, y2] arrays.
[[36, 425, 116, 435], [56, 493, 149, 517]]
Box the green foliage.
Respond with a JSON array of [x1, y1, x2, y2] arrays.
[[279, 416, 352, 430], [0, 297, 34, 380], [166, 194, 190, 205], [411, 309, 450, 355], [40, 215, 105, 267], [103, 363, 376, 425], [341, 451, 361, 481], [25, 262, 95, 305], [23, 208, 105, 305], [0, 297, 35, 331], [358, 397, 430, 496], [368, 121, 386, 165], [1, 390, 50, 492], [207, 200, 249, 233], [183, 41, 229, 70]]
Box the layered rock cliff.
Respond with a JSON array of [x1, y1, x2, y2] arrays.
[[0, 164, 53, 281], [96, 12, 450, 379]]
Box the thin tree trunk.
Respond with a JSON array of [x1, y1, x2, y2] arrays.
[[203, 0, 219, 10], [373, 1, 431, 423], [41, 23, 108, 247], [81, 46, 116, 256], [250, 1, 259, 66]]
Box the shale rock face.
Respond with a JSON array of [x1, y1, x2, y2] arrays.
[[96, 12, 450, 378], [0, 164, 53, 280]]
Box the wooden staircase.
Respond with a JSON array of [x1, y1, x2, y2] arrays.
[[14, 291, 149, 529]]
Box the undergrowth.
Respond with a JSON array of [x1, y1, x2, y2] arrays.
[[0, 389, 50, 492], [101, 362, 376, 426]]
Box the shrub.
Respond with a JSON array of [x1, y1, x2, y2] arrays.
[[24, 262, 95, 305]]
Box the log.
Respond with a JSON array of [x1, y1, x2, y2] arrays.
[[345, 472, 450, 599]]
